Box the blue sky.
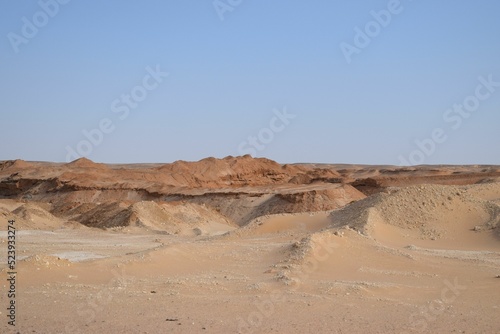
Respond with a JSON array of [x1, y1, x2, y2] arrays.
[[0, 0, 499, 165]]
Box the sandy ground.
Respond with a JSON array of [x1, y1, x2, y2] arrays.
[[0, 157, 499, 333]]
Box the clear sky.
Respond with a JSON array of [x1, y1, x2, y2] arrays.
[[0, 0, 499, 165]]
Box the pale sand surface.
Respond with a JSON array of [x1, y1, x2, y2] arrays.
[[0, 157, 499, 333]]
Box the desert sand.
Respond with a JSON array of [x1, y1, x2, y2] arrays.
[[0, 156, 499, 333]]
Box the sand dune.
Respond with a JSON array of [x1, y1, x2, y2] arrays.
[[73, 200, 235, 236], [329, 184, 500, 249]]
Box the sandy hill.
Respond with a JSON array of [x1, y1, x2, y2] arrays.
[[1, 158, 500, 334], [0, 159, 33, 171], [74, 200, 235, 235], [192, 183, 366, 226], [0, 157, 499, 233], [154, 155, 310, 187], [6, 202, 63, 229], [329, 183, 500, 243], [65, 157, 108, 169]]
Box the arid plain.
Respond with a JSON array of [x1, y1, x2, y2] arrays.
[[1, 156, 499, 333]]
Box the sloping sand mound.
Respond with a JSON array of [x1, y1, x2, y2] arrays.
[[464, 182, 500, 202], [0, 159, 33, 171], [243, 186, 365, 225], [0, 206, 14, 222], [329, 184, 500, 241], [13, 203, 56, 220], [65, 157, 108, 169], [276, 185, 364, 211], [133, 201, 237, 235], [271, 229, 347, 285], [11, 203, 63, 229], [0, 205, 39, 231], [128, 201, 176, 230], [75, 200, 235, 235], [223, 210, 335, 240], [193, 184, 365, 227]]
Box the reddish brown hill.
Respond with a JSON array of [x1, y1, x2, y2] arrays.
[[155, 155, 309, 188], [0, 159, 33, 171], [65, 157, 108, 169], [1, 156, 499, 231]]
